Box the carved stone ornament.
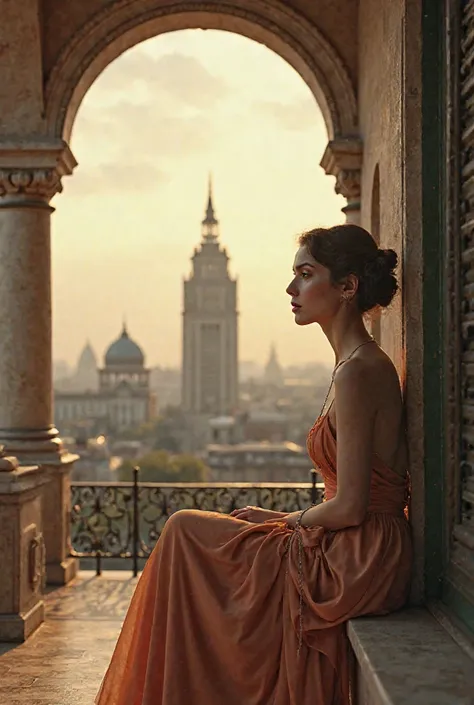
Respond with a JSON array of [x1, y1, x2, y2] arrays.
[[335, 168, 361, 200], [0, 142, 76, 205], [320, 137, 363, 202], [29, 532, 45, 592], [0, 168, 62, 202]]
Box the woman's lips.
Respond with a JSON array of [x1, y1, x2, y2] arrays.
[[291, 303, 301, 313]]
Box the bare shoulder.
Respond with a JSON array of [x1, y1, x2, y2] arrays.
[[334, 346, 401, 410]]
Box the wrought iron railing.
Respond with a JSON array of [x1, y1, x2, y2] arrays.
[[70, 468, 324, 576]]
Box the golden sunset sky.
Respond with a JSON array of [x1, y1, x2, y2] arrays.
[[51, 29, 344, 371]]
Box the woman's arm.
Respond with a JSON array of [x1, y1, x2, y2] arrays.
[[230, 507, 288, 522], [286, 357, 376, 530]]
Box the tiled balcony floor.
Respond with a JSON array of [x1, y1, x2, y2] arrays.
[[0, 571, 138, 705]]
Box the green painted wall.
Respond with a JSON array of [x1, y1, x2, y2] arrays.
[[422, 0, 446, 601]]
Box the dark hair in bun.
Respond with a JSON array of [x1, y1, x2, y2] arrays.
[[298, 224, 398, 313]]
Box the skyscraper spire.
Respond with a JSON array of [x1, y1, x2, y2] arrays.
[[202, 173, 219, 241], [264, 343, 284, 386]]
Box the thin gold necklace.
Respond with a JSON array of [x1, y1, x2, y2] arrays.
[[317, 337, 376, 421]]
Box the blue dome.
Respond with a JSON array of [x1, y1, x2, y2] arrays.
[[105, 326, 144, 367]]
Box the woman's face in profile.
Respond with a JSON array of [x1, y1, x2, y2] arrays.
[[286, 246, 341, 326]]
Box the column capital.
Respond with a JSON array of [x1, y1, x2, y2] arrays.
[[320, 137, 363, 223], [0, 141, 76, 205]]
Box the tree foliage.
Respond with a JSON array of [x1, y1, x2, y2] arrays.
[[113, 408, 188, 453], [117, 450, 210, 483]]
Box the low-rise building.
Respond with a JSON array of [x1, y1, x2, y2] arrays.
[[205, 440, 317, 483]]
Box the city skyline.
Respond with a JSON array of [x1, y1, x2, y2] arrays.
[[51, 29, 345, 370], [53, 332, 331, 379], [53, 334, 330, 377]]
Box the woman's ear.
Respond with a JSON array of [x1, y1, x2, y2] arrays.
[[340, 274, 359, 301]]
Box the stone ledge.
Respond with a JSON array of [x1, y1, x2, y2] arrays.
[[0, 600, 44, 642], [0, 464, 45, 495], [347, 608, 474, 705]]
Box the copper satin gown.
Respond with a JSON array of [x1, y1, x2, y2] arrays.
[[96, 413, 412, 705]]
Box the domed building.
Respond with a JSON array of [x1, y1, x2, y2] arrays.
[[54, 340, 98, 392], [54, 324, 156, 435], [98, 324, 152, 430], [104, 325, 145, 367]]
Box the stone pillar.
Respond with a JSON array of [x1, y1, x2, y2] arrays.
[[0, 141, 79, 586], [0, 451, 47, 641], [320, 138, 363, 224]]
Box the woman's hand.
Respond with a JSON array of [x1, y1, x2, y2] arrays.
[[284, 511, 299, 528], [230, 506, 288, 523]]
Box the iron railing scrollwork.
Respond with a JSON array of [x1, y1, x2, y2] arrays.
[[70, 468, 323, 576]]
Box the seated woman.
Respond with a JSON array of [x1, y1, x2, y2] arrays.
[[96, 224, 412, 705]]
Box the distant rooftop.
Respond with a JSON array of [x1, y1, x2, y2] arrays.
[[207, 441, 304, 454]]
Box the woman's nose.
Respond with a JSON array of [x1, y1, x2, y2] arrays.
[[286, 279, 297, 296]]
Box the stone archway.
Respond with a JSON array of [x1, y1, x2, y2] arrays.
[[44, 0, 358, 144], [42, 0, 363, 221]]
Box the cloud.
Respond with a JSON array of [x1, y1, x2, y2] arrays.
[[74, 101, 217, 164], [67, 50, 246, 198], [99, 101, 215, 155], [65, 161, 167, 196], [253, 98, 321, 131], [99, 51, 228, 108]]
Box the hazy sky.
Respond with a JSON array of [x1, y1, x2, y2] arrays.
[[51, 29, 345, 371]]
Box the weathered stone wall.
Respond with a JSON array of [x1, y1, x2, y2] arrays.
[[358, 0, 405, 368], [359, 0, 424, 602], [0, 0, 44, 134], [41, 0, 111, 79], [290, 0, 359, 86]]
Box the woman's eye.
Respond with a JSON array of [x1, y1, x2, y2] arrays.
[[301, 271, 310, 278]]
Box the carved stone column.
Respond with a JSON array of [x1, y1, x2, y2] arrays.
[[320, 138, 363, 224], [0, 141, 79, 586]]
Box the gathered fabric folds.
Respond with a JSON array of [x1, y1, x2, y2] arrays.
[[96, 415, 412, 705]]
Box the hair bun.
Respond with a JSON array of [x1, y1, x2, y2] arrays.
[[360, 248, 398, 309], [376, 248, 398, 271]]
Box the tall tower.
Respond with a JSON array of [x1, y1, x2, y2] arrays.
[[264, 343, 284, 387], [182, 178, 238, 415]]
